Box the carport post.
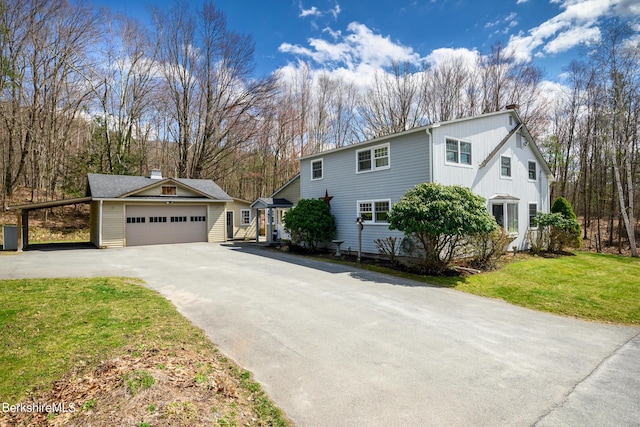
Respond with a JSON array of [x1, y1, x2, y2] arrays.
[[16, 209, 23, 252]]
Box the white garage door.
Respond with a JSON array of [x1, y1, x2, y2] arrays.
[[125, 205, 207, 246]]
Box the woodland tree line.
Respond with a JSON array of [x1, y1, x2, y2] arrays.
[[0, 0, 638, 255]]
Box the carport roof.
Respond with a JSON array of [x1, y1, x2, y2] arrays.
[[86, 174, 232, 200], [8, 196, 92, 211]]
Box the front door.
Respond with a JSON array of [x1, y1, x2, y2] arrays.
[[226, 211, 234, 239]]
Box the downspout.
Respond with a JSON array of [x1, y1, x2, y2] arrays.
[[426, 127, 433, 182]]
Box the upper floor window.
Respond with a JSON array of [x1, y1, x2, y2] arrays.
[[241, 209, 251, 225], [528, 161, 537, 180], [501, 156, 511, 177], [358, 199, 390, 224], [446, 138, 472, 165], [357, 143, 390, 173], [161, 185, 177, 196], [311, 159, 323, 180]]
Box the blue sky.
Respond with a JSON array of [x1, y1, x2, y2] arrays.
[[94, 0, 640, 83]]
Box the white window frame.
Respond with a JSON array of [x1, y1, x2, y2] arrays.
[[311, 158, 323, 181], [500, 155, 512, 178], [491, 200, 519, 236], [357, 199, 391, 225], [528, 203, 538, 229], [240, 209, 251, 226], [445, 137, 473, 167], [528, 160, 537, 181], [356, 143, 390, 173]]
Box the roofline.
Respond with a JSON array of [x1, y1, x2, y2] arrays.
[[92, 197, 230, 203], [118, 178, 218, 200], [232, 197, 252, 204], [298, 110, 521, 161], [7, 196, 93, 211], [299, 126, 430, 160], [270, 173, 300, 198]]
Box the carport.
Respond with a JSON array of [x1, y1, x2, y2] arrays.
[[7, 197, 92, 252]]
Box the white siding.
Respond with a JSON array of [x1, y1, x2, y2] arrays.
[[431, 113, 550, 249]]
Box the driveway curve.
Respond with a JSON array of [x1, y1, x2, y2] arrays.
[[1, 242, 639, 426]]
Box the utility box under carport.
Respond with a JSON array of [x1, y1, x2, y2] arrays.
[[2, 225, 17, 250]]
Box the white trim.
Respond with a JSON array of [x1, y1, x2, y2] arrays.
[[357, 198, 391, 225], [356, 142, 390, 174], [528, 202, 538, 229], [527, 159, 538, 181], [444, 136, 473, 167], [311, 158, 324, 181], [500, 155, 512, 179], [240, 209, 251, 225]]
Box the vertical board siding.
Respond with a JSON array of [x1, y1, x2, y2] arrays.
[[301, 129, 430, 254], [432, 113, 550, 249]]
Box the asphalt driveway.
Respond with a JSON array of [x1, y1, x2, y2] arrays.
[[1, 243, 639, 426]]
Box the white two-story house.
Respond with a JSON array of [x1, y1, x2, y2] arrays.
[[298, 108, 553, 254]]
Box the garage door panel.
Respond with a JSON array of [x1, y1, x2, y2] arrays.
[[126, 205, 207, 246]]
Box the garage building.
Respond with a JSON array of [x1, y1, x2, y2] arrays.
[[88, 170, 232, 248]]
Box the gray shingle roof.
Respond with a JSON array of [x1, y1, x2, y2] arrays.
[[86, 174, 232, 200]]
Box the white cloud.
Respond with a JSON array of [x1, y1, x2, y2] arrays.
[[279, 21, 421, 71], [544, 25, 601, 53], [516, 0, 530, 3], [299, 5, 321, 17], [425, 47, 480, 69], [506, 0, 635, 62], [299, 2, 342, 19]]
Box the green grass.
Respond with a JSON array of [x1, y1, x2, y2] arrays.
[[0, 277, 291, 427], [326, 252, 640, 325], [443, 252, 640, 324]]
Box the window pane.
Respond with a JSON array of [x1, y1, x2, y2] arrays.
[[528, 161, 536, 180], [507, 203, 518, 233], [446, 140, 458, 163], [359, 202, 372, 221], [375, 201, 389, 222], [312, 160, 322, 179], [529, 203, 537, 228], [358, 151, 371, 171], [374, 147, 389, 168], [501, 156, 511, 177], [460, 142, 472, 165], [492, 204, 504, 227]]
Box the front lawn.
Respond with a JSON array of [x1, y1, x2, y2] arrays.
[[439, 252, 640, 324], [0, 277, 291, 426]]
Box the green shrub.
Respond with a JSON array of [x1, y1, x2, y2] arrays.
[[388, 183, 496, 274], [530, 209, 581, 253], [466, 228, 515, 270], [283, 199, 336, 251]]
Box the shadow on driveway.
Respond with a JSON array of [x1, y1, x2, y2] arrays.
[[223, 241, 443, 288]]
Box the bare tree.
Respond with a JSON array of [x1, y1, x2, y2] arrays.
[[357, 61, 427, 139]]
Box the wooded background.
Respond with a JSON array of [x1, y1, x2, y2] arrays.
[[1, 0, 638, 255]]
